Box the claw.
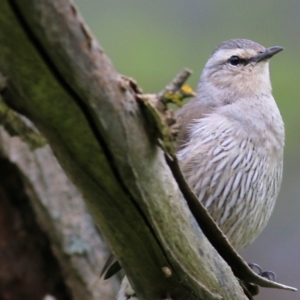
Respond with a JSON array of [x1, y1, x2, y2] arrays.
[[261, 271, 276, 282], [248, 263, 262, 275], [248, 262, 276, 282]]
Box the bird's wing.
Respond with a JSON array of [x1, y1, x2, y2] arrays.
[[175, 98, 214, 149]]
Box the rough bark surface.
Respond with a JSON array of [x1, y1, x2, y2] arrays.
[[0, 152, 71, 300], [0, 128, 120, 300]]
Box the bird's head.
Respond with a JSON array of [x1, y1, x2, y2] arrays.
[[198, 39, 283, 99]]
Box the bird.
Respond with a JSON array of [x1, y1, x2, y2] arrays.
[[104, 39, 285, 300]]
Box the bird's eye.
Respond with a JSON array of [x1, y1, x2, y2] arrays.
[[229, 55, 241, 66]]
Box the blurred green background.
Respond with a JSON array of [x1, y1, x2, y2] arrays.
[[75, 1, 300, 299]]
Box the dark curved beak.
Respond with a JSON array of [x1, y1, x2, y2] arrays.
[[250, 46, 284, 63]]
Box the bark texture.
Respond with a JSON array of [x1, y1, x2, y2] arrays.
[[0, 129, 120, 300]]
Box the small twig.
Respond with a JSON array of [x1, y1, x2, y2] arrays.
[[158, 69, 196, 106], [158, 69, 192, 99], [135, 69, 195, 156]]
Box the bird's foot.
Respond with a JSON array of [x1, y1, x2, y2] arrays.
[[248, 263, 276, 281]]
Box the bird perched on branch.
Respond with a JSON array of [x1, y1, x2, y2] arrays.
[[176, 38, 284, 251], [108, 39, 285, 300]]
